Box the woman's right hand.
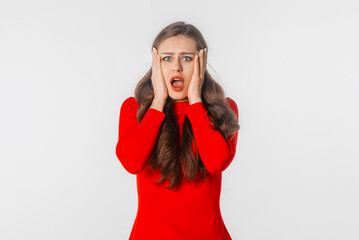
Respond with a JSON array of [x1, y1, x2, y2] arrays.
[[151, 47, 168, 101]]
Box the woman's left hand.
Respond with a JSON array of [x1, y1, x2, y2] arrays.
[[188, 48, 207, 104]]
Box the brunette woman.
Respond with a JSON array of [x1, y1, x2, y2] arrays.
[[116, 21, 240, 240]]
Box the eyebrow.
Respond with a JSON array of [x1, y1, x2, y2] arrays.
[[160, 52, 196, 55]]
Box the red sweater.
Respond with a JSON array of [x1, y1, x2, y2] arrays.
[[116, 96, 239, 240]]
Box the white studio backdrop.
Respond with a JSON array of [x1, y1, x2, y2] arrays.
[[0, 0, 358, 239]]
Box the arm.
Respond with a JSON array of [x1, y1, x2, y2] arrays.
[[185, 97, 239, 174], [115, 97, 166, 174]]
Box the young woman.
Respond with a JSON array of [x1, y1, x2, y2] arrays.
[[116, 21, 240, 240]]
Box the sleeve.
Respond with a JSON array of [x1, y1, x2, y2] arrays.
[[184, 97, 239, 174], [115, 97, 166, 174]]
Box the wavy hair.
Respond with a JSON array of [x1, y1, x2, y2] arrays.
[[134, 21, 240, 189]]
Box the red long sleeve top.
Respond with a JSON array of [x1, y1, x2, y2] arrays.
[[115, 96, 239, 240]]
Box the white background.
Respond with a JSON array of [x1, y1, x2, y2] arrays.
[[1, 0, 358, 239]]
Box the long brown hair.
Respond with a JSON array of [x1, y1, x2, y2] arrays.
[[134, 21, 240, 189]]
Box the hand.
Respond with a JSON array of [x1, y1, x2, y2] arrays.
[[187, 48, 207, 104], [151, 47, 168, 101]]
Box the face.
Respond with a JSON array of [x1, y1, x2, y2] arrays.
[[157, 35, 199, 102]]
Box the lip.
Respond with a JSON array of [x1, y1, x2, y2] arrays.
[[170, 75, 185, 92], [170, 75, 185, 83]]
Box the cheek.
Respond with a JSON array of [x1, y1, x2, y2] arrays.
[[160, 63, 170, 72], [160, 64, 170, 80], [186, 65, 194, 77], [187, 61, 194, 71]]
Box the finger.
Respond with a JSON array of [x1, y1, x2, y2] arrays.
[[204, 48, 207, 73], [155, 49, 165, 80], [199, 49, 204, 78], [152, 47, 156, 69], [157, 54, 162, 73], [193, 53, 199, 77], [155, 49, 161, 69], [202, 48, 206, 78], [153, 48, 160, 74]]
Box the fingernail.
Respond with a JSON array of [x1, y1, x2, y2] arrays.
[[152, 47, 155, 52], [204, 48, 207, 52]]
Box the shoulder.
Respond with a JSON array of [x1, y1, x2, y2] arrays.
[[225, 97, 238, 112], [225, 97, 239, 118], [120, 96, 139, 112]]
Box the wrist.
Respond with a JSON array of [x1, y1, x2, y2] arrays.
[[151, 97, 166, 112], [153, 94, 167, 103], [189, 98, 202, 105]]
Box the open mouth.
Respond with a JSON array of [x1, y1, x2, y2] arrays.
[[170, 76, 184, 88]]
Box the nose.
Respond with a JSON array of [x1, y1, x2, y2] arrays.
[[172, 58, 182, 72]]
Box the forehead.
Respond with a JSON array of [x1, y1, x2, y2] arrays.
[[158, 35, 197, 52]]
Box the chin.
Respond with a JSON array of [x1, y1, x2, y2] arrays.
[[169, 93, 188, 102]]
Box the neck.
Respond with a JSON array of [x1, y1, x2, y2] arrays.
[[173, 98, 189, 102]]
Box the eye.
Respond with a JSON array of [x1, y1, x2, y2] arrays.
[[183, 56, 192, 61], [162, 56, 193, 62]]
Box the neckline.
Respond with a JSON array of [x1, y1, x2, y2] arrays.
[[174, 101, 189, 104], [173, 100, 189, 103], [173, 100, 190, 107], [173, 100, 189, 116]]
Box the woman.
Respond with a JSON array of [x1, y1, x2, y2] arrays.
[[116, 21, 240, 240]]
